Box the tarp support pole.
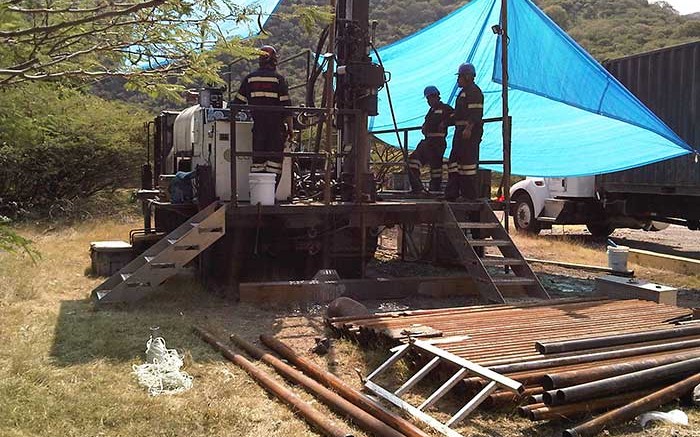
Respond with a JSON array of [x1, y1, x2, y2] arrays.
[[501, 0, 511, 236]]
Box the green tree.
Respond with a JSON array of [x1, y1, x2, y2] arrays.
[[544, 5, 571, 29], [0, 218, 38, 261], [0, 0, 276, 95]]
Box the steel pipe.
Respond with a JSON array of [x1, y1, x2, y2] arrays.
[[528, 390, 652, 421], [193, 326, 353, 437], [489, 338, 700, 375], [483, 386, 543, 408], [544, 357, 700, 406], [516, 403, 545, 418], [563, 372, 700, 437], [260, 334, 430, 437], [542, 349, 700, 389], [527, 394, 544, 404], [536, 325, 700, 354], [228, 333, 407, 437]]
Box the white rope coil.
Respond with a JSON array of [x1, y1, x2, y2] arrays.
[[133, 336, 193, 396]]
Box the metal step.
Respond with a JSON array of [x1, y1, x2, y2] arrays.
[[537, 217, 557, 223], [466, 239, 511, 247], [458, 222, 500, 229], [150, 262, 176, 269], [491, 277, 537, 286], [480, 257, 525, 266]]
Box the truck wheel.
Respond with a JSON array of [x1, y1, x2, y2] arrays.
[[513, 194, 541, 234], [586, 222, 615, 239]]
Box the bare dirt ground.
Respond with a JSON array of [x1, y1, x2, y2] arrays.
[[540, 223, 700, 259]]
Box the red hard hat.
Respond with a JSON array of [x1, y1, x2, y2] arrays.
[[259, 45, 277, 61]]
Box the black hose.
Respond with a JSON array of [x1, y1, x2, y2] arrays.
[[369, 42, 410, 177]]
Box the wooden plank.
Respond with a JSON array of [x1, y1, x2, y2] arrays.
[[239, 276, 480, 305], [628, 248, 700, 276]]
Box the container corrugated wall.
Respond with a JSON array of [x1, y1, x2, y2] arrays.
[[598, 41, 699, 193]]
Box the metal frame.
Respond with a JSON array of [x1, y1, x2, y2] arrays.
[[364, 339, 523, 437]]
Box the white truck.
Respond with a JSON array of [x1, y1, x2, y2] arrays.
[[509, 176, 672, 237]]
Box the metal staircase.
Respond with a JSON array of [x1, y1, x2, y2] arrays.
[[92, 202, 226, 305], [441, 202, 550, 303]]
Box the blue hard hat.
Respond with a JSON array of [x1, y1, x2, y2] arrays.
[[423, 86, 440, 97], [457, 63, 476, 77]]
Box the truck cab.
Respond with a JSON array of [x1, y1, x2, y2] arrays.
[[509, 176, 669, 237]]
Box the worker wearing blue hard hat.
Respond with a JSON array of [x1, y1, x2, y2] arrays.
[[407, 86, 454, 194], [445, 62, 484, 201]]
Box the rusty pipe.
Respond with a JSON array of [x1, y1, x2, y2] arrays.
[[483, 386, 544, 408], [536, 325, 700, 355], [529, 389, 653, 422], [563, 372, 700, 437], [543, 349, 700, 390], [544, 357, 700, 406], [489, 337, 700, 374], [229, 333, 407, 437], [516, 402, 545, 418], [506, 347, 700, 388], [527, 393, 544, 404], [260, 334, 430, 437], [193, 326, 353, 437]]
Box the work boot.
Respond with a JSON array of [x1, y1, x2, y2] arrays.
[[444, 174, 460, 201], [408, 168, 424, 193], [429, 178, 442, 192], [459, 174, 478, 200]]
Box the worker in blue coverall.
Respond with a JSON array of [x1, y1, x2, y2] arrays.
[[232, 45, 294, 187], [408, 86, 454, 194], [445, 62, 484, 201]]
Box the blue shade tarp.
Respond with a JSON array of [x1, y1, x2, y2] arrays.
[[217, 0, 283, 38], [369, 0, 694, 177]]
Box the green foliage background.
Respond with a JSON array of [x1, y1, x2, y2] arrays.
[[0, 83, 149, 218]]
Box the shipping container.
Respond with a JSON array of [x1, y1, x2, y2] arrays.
[[598, 41, 700, 196]]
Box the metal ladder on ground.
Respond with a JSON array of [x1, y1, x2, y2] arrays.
[[441, 202, 550, 303], [91, 202, 226, 305], [364, 338, 523, 437]]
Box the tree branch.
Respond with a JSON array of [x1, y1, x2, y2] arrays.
[[0, 0, 167, 38]]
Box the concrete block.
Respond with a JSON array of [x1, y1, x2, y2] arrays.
[[596, 274, 677, 306], [90, 241, 133, 276]]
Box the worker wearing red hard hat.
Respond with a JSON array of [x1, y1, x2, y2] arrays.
[[445, 62, 484, 201], [407, 86, 454, 194], [232, 45, 293, 187]]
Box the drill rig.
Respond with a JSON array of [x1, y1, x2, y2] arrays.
[[92, 0, 550, 306]]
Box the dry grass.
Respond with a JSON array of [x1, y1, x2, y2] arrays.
[[1, 218, 699, 437], [510, 226, 700, 291]]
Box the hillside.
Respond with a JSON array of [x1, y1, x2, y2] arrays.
[[93, 0, 699, 107], [225, 0, 700, 104]]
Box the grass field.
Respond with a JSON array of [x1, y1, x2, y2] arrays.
[[1, 217, 699, 437]]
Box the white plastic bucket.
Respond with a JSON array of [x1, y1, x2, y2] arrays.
[[607, 245, 629, 272], [249, 173, 276, 205]]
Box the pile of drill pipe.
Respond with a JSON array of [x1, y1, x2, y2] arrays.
[[328, 298, 698, 435]]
